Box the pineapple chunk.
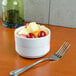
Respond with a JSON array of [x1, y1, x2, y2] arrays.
[[18, 28, 29, 35], [28, 22, 40, 32], [40, 25, 46, 29], [26, 26, 32, 33]]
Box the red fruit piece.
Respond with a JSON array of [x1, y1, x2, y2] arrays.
[[27, 33, 35, 38], [38, 31, 46, 37], [20, 34, 28, 38]]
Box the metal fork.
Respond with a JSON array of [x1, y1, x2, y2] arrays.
[[10, 41, 71, 76]]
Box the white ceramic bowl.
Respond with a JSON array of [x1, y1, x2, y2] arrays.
[[14, 26, 51, 58]]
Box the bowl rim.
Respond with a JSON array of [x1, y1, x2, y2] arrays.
[[15, 25, 51, 40]]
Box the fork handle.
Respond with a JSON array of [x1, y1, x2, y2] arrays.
[[10, 58, 49, 76]]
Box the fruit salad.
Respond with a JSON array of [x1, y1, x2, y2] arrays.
[[18, 22, 49, 38]]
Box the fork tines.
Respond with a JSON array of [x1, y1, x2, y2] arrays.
[[55, 41, 71, 58]]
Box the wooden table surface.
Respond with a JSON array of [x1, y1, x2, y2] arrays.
[[0, 19, 76, 76]]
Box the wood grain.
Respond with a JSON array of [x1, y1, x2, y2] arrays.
[[0, 19, 76, 76]]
